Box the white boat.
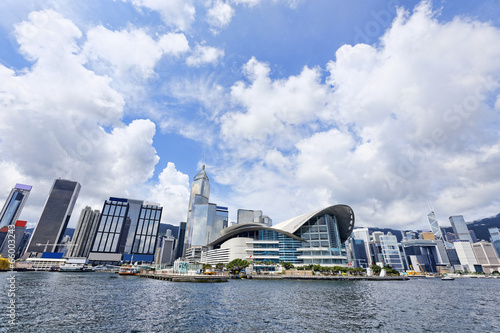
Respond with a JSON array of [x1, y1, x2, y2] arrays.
[[59, 258, 94, 272], [118, 265, 140, 275], [441, 275, 455, 280]]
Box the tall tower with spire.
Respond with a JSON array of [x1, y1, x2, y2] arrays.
[[183, 165, 210, 257]]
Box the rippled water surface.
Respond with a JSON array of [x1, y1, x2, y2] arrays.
[[1, 272, 499, 332]]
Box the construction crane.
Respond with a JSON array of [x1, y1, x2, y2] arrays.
[[36, 241, 78, 252]]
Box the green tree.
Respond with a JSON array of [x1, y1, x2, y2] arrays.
[[371, 264, 382, 276], [281, 262, 295, 270], [215, 263, 225, 271], [382, 265, 400, 276], [202, 263, 212, 270], [226, 258, 250, 275]]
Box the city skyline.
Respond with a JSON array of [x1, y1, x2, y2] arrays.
[[1, 1, 500, 230]]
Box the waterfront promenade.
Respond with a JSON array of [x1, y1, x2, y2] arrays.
[[138, 271, 409, 282]]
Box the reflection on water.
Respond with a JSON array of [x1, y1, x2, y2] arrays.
[[0, 272, 499, 332]]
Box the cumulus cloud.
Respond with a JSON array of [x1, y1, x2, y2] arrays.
[[207, 0, 235, 34], [186, 43, 224, 66], [0, 9, 189, 227], [83, 27, 189, 80], [129, 0, 196, 31], [149, 162, 190, 224], [213, 2, 500, 228]]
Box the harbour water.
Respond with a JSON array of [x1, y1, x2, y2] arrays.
[[1, 272, 499, 332]]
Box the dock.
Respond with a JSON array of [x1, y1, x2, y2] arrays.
[[138, 272, 229, 282]]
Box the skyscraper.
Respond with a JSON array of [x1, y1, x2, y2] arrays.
[[237, 209, 272, 226], [0, 183, 32, 228], [173, 221, 186, 261], [0, 220, 27, 259], [87, 197, 162, 265], [488, 227, 500, 257], [66, 206, 100, 258], [454, 240, 479, 272], [427, 210, 443, 240], [184, 165, 210, 254], [449, 215, 473, 243], [25, 179, 81, 255], [183, 166, 229, 262], [380, 233, 405, 271]]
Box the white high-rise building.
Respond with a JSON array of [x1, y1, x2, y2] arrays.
[[380, 234, 404, 271], [453, 240, 479, 272]]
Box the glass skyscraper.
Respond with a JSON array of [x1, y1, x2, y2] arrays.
[[184, 166, 228, 262], [25, 179, 81, 255], [380, 234, 405, 271], [427, 211, 443, 240], [88, 197, 162, 264], [184, 165, 210, 254], [449, 215, 473, 243], [0, 183, 32, 229]]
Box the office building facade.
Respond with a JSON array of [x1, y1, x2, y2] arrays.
[[488, 227, 500, 257], [183, 166, 228, 262], [25, 179, 81, 255], [449, 215, 473, 243], [0, 183, 32, 228], [88, 197, 162, 264], [66, 206, 100, 258], [380, 234, 405, 271], [401, 239, 451, 273], [471, 241, 500, 273], [237, 209, 272, 227], [453, 240, 479, 272], [427, 211, 443, 240], [203, 205, 354, 266]]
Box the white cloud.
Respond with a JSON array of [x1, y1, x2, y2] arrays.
[[207, 0, 235, 34], [83, 27, 189, 80], [186, 43, 224, 66], [129, 0, 196, 31], [211, 2, 500, 229], [0, 10, 171, 227], [149, 162, 190, 224]]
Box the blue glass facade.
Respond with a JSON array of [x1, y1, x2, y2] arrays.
[[91, 198, 162, 258], [0, 184, 32, 229]]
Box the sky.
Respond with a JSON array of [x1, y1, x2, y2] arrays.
[[1, 0, 500, 231]]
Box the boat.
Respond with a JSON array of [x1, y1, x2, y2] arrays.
[[118, 265, 140, 275], [441, 275, 455, 280], [59, 258, 95, 272]]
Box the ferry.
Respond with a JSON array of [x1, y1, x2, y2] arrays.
[[118, 265, 140, 275], [59, 258, 95, 272]]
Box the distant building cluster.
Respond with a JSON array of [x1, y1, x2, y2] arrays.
[[2, 166, 500, 275], [346, 212, 500, 274]]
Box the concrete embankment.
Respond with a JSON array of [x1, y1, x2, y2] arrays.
[[249, 275, 409, 281], [138, 273, 229, 282]]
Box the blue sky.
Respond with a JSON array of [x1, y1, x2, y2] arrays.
[[1, 0, 500, 231]]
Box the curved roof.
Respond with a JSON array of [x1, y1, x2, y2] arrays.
[[208, 223, 303, 247], [209, 204, 355, 248], [273, 204, 355, 243]]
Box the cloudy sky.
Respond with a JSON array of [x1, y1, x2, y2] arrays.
[[1, 0, 500, 231]]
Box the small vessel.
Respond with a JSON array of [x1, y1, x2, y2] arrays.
[[59, 258, 94, 272], [441, 275, 455, 280], [118, 265, 140, 275]]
